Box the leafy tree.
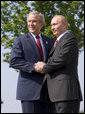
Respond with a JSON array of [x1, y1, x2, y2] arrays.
[[1, 1, 84, 63], [31, 1, 84, 49], [1, 1, 30, 63]]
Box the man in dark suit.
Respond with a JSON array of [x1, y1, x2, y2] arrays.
[[9, 11, 54, 113], [35, 15, 83, 113]]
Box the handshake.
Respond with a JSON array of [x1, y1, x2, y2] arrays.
[[34, 62, 46, 73]]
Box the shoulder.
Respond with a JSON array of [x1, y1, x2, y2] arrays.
[[42, 35, 53, 40], [62, 32, 78, 47], [18, 33, 29, 40], [65, 32, 77, 39], [14, 33, 29, 42], [41, 34, 54, 43], [63, 32, 78, 42]]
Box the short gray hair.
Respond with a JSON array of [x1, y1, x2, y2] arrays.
[[27, 11, 45, 24]]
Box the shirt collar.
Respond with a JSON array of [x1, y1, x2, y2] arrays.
[[30, 32, 41, 38], [57, 30, 69, 41], [30, 32, 42, 42]]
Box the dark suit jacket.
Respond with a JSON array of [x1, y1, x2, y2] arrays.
[[9, 32, 54, 101], [43, 32, 83, 102]]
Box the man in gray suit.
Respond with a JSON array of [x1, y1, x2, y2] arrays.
[[35, 15, 83, 113]]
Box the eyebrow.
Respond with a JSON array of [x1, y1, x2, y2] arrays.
[[51, 22, 58, 26]]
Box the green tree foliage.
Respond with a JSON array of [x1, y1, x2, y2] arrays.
[[1, 1, 84, 63], [31, 1, 84, 49], [1, 1, 30, 62]]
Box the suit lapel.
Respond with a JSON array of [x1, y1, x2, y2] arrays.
[[27, 32, 41, 58], [49, 46, 55, 56], [41, 35, 49, 61], [49, 33, 69, 56]]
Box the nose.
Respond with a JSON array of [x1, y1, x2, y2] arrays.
[[31, 21, 34, 25]]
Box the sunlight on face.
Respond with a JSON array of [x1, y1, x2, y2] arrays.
[[27, 14, 44, 34], [51, 16, 68, 37]]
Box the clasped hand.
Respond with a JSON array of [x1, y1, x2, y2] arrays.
[[34, 62, 46, 73]]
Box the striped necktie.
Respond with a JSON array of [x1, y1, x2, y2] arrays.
[[54, 40, 58, 48]]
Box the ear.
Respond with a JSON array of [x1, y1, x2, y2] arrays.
[[41, 22, 44, 28], [62, 24, 67, 30]]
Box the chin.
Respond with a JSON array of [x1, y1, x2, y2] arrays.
[[53, 33, 57, 36], [29, 30, 35, 33]]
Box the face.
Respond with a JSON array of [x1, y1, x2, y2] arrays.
[[51, 16, 66, 37], [27, 14, 44, 34]]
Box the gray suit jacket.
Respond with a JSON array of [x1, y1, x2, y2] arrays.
[[43, 32, 83, 102]]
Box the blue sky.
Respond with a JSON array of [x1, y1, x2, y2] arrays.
[[1, 46, 84, 113]]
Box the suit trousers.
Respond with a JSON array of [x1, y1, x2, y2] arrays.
[[52, 100, 80, 113], [21, 100, 54, 113], [21, 80, 55, 113]]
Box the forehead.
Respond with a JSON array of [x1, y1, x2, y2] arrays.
[[28, 14, 39, 20], [51, 16, 62, 24]]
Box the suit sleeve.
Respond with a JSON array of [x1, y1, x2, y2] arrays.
[[43, 36, 78, 73], [9, 38, 34, 73]]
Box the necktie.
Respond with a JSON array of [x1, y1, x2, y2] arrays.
[[36, 35, 44, 61], [54, 40, 58, 48]]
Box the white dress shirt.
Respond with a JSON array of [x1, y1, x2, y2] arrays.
[[30, 33, 46, 62], [57, 30, 69, 41]]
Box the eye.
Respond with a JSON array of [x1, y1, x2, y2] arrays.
[[54, 23, 58, 25], [51, 23, 58, 26], [33, 20, 37, 23]]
